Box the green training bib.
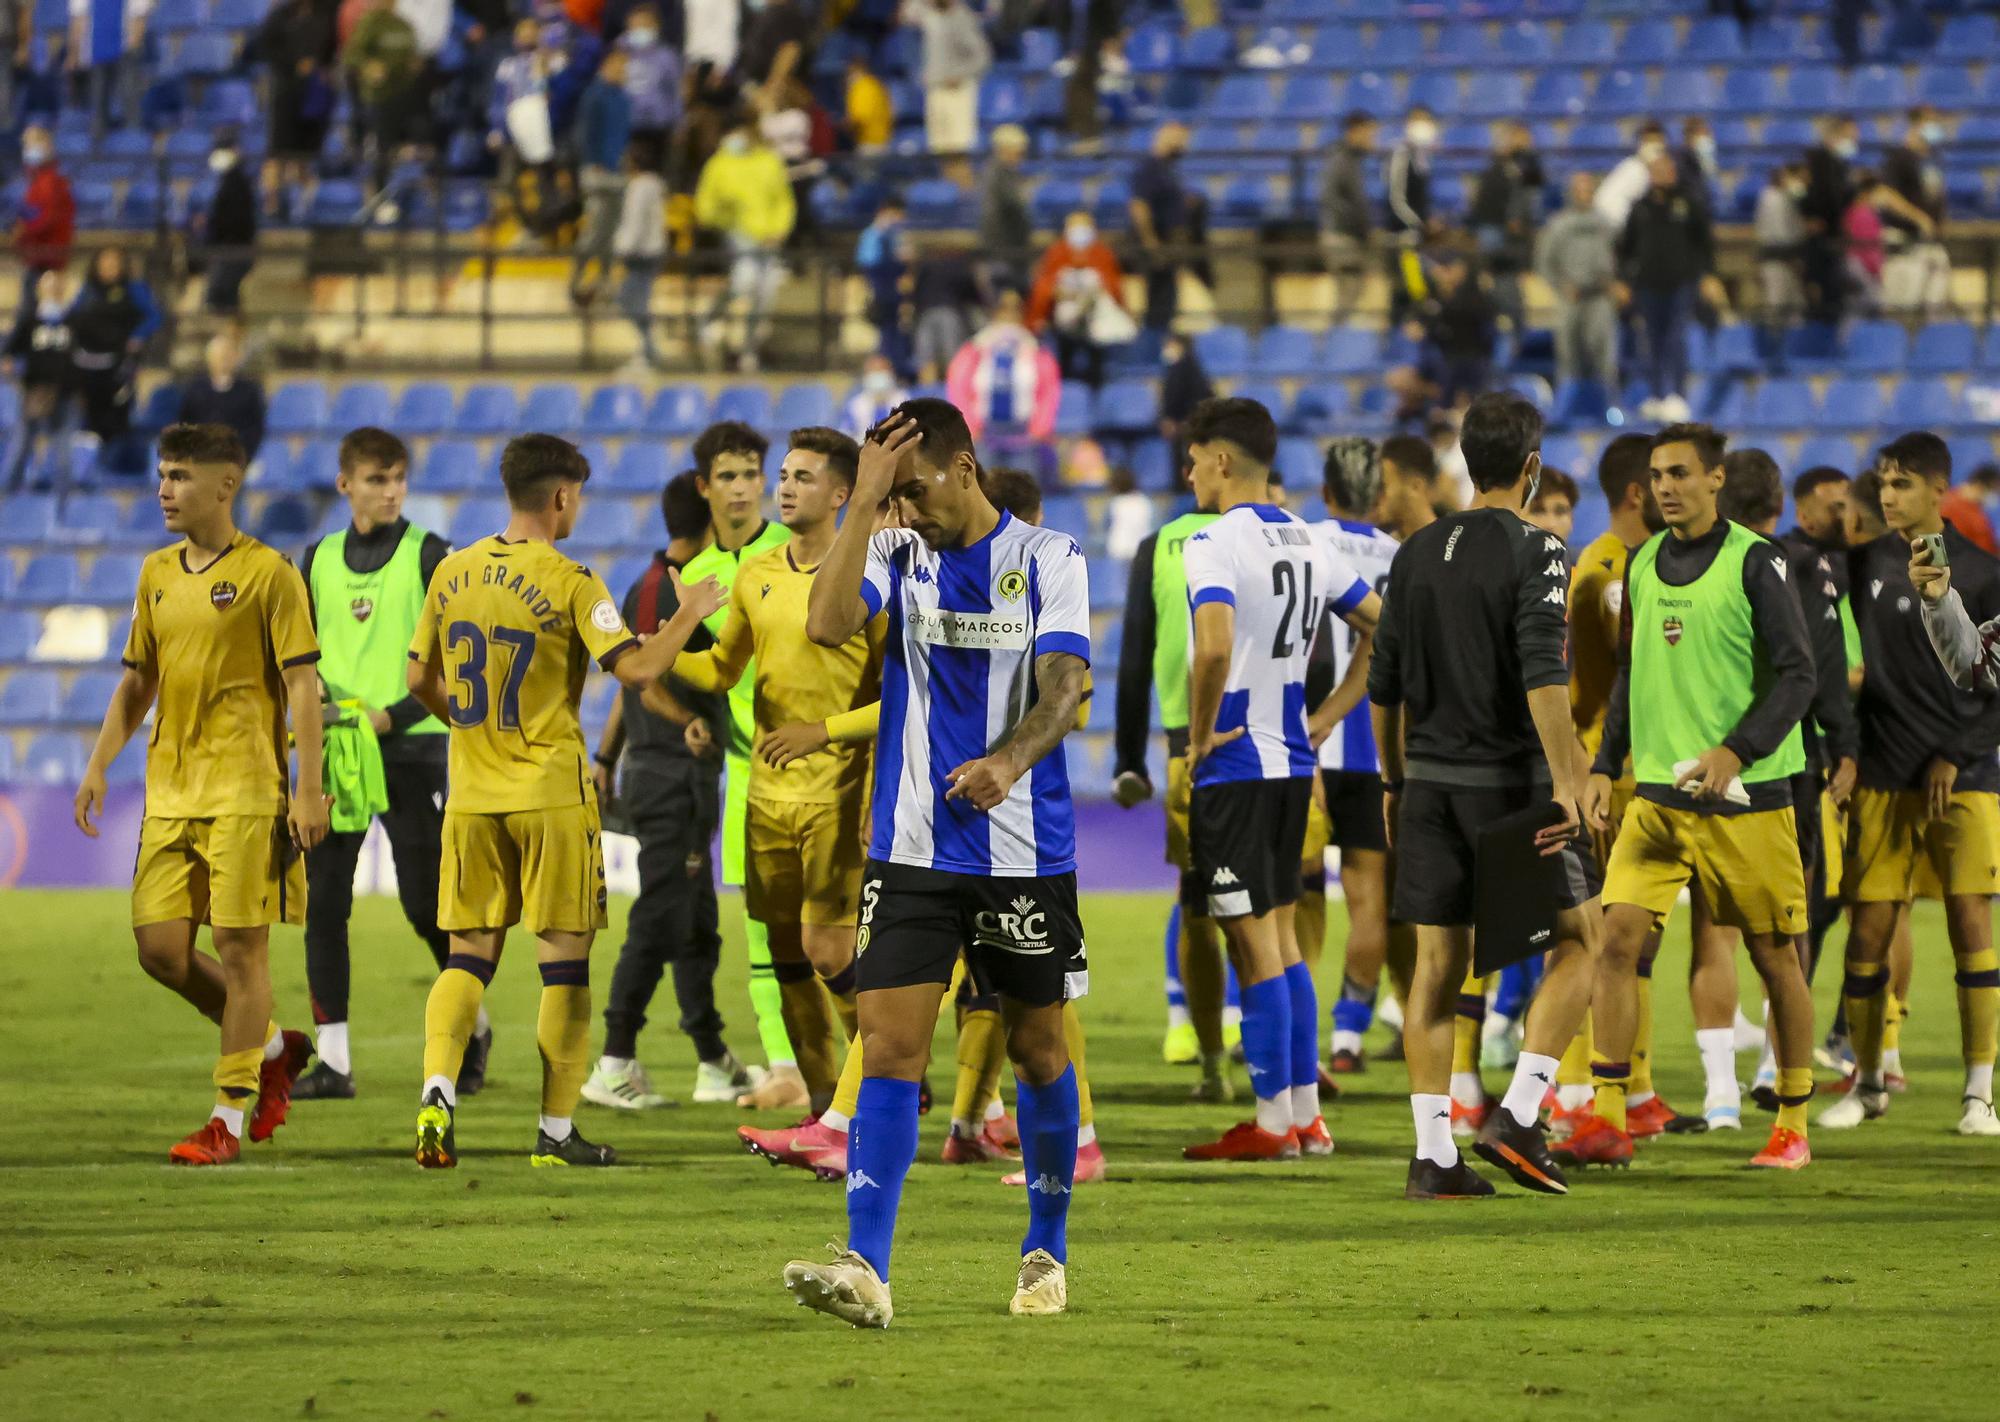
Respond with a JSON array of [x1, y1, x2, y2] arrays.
[[1151, 511, 1218, 732], [311, 524, 442, 735]]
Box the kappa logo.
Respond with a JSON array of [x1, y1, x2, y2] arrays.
[[349, 595, 374, 623], [1210, 867, 1240, 887], [209, 580, 238, 611], [1662, 615, 1684, 645], [1542, 587, 1565, 606], [913, 565, 935, 585], [1027, 1173, 1072, 1196], [1543, 559, 1565, 578], [1543, 535, 1564, 553], [997, 568, 1028, 603], [845, 1169, 879, 1194]]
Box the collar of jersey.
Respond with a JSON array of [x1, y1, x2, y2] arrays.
[[947, 509, 1012, 554], [1331, 516, 1376, 536], [1237, 502, 1290, 523], [180, 531, 242, 575]]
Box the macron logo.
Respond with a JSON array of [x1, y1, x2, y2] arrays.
[[846, 1170, 879, 1194], [1027, 1173, 1072, 1196]]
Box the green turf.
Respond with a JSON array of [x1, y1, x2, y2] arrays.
[[2, 888, 1994, 1420]]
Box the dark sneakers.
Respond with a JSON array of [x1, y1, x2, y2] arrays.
[[1473, 1110, 1570, 1196], [1404, 1155, 1497, 1200], [457, 1026, 493, 1096], [293, 1061, 357, 1100], [531, 1126, 617, 1167]]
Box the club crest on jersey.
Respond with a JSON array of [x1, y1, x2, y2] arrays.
[[209, 580, 238, 611], [1662, 615, 1683, 645], [349, 596, 374, 623], [996, 568, 1027, 603]]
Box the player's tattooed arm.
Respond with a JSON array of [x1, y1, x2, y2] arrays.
[[947, 651, 1087, 812]]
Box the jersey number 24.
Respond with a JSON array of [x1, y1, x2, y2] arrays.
[[1270, 561, 1321, 658], [445, 621, 538, 730]]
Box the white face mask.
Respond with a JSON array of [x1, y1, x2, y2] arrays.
[[209, 150, 236, 173], [1693, 134, 1715, 158], [862, 369, 894, 395], [1065, 222, 1094, 248], [1406, 121, 1436, 148], [628, 26, 656, 46], [38, 300, 63, 320], [22, 141, 49, 165], [1832, 138, 1858, 159], [1638, 139, 1666, 162], [1921, 121, 1946, 145], [723, 133, 751, 155]]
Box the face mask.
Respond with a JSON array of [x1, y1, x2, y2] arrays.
[[723, 133, 750, 155], [1638, 140, 1665, 162], [1065, 222, 1094, 248], [1832, 138, 1858, 159], [1693, 134, 1715, 158], [209, 150, 236, 174], [1922, 121, 1946, 145], [1786, 181, 1807, 199], [38, 300, 63, 320], [628, 26, 656, 46], [22, 142, 49, 165], [863, 369, 894, 395], [1406, 121, 1436, 148]]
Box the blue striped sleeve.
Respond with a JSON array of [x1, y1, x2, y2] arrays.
[[1190, 585, 1235, 609], [1035, 630, 1091, 664], [1328, 576, 1371, 617], [860, 580, 884, 619]]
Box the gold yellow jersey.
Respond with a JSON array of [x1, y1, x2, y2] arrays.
[[122, 532, 320, 819], [675, 543, 885, 804], [411, 535, 638, 814], [1568, 529, 1629, 757]]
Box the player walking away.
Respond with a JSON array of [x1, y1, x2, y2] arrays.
[[672, 428, 883, 1122], [1174, 399, 1380, 1163], [293, 428, 461, 1101], [1827, 432, 2000, 1137], [785, 400, 1090, 1326], [1312, 438, 1400, 1078], [1581, 424, 1819, 1171], [586, 470, 751, 1111], [73, 423, 328, 1165], [1367, 392, 1602, 1200], [682, 421, 803, 1109], [403, 435, 727, 1169]]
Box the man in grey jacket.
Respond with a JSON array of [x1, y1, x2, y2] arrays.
[[1534, 171, 1622, 399], [1319, 111, 1377, 322]]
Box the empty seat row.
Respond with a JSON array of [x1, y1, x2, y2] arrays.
[[265, 381, 846, 441]]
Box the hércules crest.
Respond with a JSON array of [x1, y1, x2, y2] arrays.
[[350, 596, 374, 623], [1662, 615, 1683, 646], [209, 580, 238, 611], [997, 569, 1028, 603]]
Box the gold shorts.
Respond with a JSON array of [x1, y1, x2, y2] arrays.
[[1594, 776, 1639, 872], [132, 814, 306, 930], [1603, 797, 1807, 938], [1301, 794, 1331, 867], [1820, 789, 1845, 897], [745, 795, 866, 927], [1843, 787, 2000, 904], [439, 802, 606, 934], [1166, 753, 1192, 871]]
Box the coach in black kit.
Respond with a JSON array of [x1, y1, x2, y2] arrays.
[[1367, 392, 1603, 1201]]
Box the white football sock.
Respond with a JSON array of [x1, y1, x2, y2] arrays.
[[1076, 1122, 1096, 1149], [1628, 1090, 1656, 1109], [422, 1074, 456, 1108], [539, 1114, 573, 1142], [1557, 1083, 1593, 1111], [1166, 1003, 1191, 1030], [316, 1022, 350, 1075], [1223, 1003, 1244, 1030], [1501, 1052, 1560, 1128], [475, 1005, 491, 1035], [210, 1104, 244, 1137], [1331, 1027, 1363, 1056], [818, 1108, 850, 1133], [262, 1026, 285, 1061], [1289, 1083, 1319, 1128], [984, 1095, 1007, 1123], [1882, 1046, 1903, 1076], [1449, 1070, 1483, 1108], [1411, 1093, 1457, 1166], [599, 1054, 633, 1074], [1696, 1027, 1737, 1107], [1967, 1063, 1994, 1102], [1253, 1091, 1291, 1135]]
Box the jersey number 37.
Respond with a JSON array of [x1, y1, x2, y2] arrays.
[[445, 621, 538, 730]]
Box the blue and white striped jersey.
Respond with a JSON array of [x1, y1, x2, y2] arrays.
[[1184, 503, 1369, 788], [1312, 517, 1401, 775], [859, 513, 1091, 877]]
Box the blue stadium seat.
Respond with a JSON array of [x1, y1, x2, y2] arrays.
[[1252, 326, 1318, 377], [2, 495, 60, 545], [1463, 72, 1526, 120], [978, 74, 1030, 126], [645, 385, 710, 438], [1843, 320, 1908, 375], [521, 384, 582, 432], [420, 440, 483, 494], [173, 31, 237, 78], [328, 382, 392, 431], [1557, 20, 1615, 65], [1039, 493, 1091, 547], [393, 382, 455, 434], [713, 385, 773, 430], [1053, 382, 1094, 438], [1780, 67, 1842, 113], [1278, 73, 1342, 122], [1424, 23, 1484, 69], [255, 497, 315, 546], [1217, 175, 1276, 225], [307, 180, 366, 227], [1404, 72, 1460, 117], [80, 554, 141, 603], [52, 495, 116, 546], [1568, 496, 1610, 553], [0, 559, 12, 602], [1680, 16, 1743, 62], [1306, 24, 1362, 70], [154, 0, 202, 31], [0, 609, 37, 661], [606, 443, 671, 494], [569, 499, 634, 550], [1179, 26, 1234, 73], [267, 382, 329, 436], [447, 498, 509, 547], [15, 554, 79, 603], [1093, 379, 1160, 433], [774, 384, 837, 430], [1951, 437, 1996, 477], [1030, 176, 1085, 229], [582, 385, 645, 437], [1783, 323, 1842, 372], [1889, 378, 1956, 427], [454, 384, 521, 437], [1289, 383, 1349, 435], [1796, 436, 1864, 473], [1192, 325, 1249, 378], [208, 0, 263, 27], [1526, 70, 1587, 117], [1366, 26, 1421, 68], [1207, 74, 1275, 123], [1228, 380, 1284, 421], [1693, 377, 1749, 428], [1541, 435, 1586, 478], [606, 554, 652, 597], [0, 669, 60, 722], [1321, 326, 1380, 376], [1616, 18, 1676, 64], [1568, 119, 1625, 152], [111, 498, 171, 549], [1819, 378, 1886, 431], [1721, 69, 1776, 114], [60, 669, 119, 724], [20, 732, 85, 785], [1091, 178, 1132, 232], [1591, 69, 1651, 115], [1273, 438, 1319, 490], [903, 178, 964, 231], [1343, 71, 1395, 117], [136, 384, 180, 437], [1124, 23, 1179, 75], [1939, 12, 1999, 54], [1848, 65, 1909, 113], [1497, 20, 1553, 64], [1911, 322, 1976, 375], [293, 440, 341, 489]]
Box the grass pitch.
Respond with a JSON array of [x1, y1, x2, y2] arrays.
[[2, 888, 1995, 1421]]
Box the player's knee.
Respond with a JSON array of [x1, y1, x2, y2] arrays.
[[858, 1022, 929, 1078], [135, 936, 184, 984], [1005, 1011, 1069, 1085], [210, 928, 267, 971]]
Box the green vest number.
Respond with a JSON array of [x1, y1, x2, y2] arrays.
[[444, 622, 538, 730], [310, 525, 444, 735]]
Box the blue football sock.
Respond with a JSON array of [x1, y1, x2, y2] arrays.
[[1225, 958, 1242, 1011], [845, 1076, 920, 1281], [1285, 961, 1319, 1090], [1333, 974, 1376, 1035], [1163, 904, 1186, 1010], [1014, 1065, 1080, 1264], [1239, 975, 1292, 1108]]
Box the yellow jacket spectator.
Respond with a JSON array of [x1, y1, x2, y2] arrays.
[[845, 59, 894, 152], [694, 126, 797, 247]]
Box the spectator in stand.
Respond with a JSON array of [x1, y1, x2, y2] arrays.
[[845, 352, 910, 440], [492, 17, 566, 233], [1027, 208, 1130, 389], [1881, 105, 1951, 317], [947, 285, 1062, 452], [1803, 113, 1861, 322], [1388, 245, 1497, 422], [1524, 465, 1578, 543], [1942, 476, 1999, 556], [396, 0, 451, 73], [256, 0, 339, 221], [620, 6, 683, 168], [0, 1, 16, 137], [573, 49, 634, 302], [917, 0, 991, 172], [910, 243, 984, 384], [855, 192, 913, 375], [1386, 105, 1439, 245], [12, 125, 74, 300], [67, 0, 150, 135], [681, 0, 741, 78], [1619, 153, 1712, 423], [529, 0, 602, 138], [1158, 330, 1213, 454], [4, 270, 77, 496], [1842, 171, 1890, 312], [759, 76, 828, 245], [1535, 171, 1622, 405], [66, 248, 158, 466], [1129, 121, 1208, 334], [1595, 120, 1667, 230], [1467, 118, 1543, 332], [344, 0, 423, 202], [978, 123, 1033, 292], [737, 0, 812, 89], [693, 107, 794, 373], [1677, 116, 1720, 213], [1319, 111, 1377, 323], [845, 53, 893, 155], [614, 138, 668, 370], [1756, 161, 1809, 328], [175, 330, 267, 465], [196, 130, 259, 316]]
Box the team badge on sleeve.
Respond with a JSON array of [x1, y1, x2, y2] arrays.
[[590, 599, 623, 633]]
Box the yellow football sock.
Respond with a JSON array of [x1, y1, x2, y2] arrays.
[[829, 1034, 866, 1120], [423, 957, 491, 1088], [1453, 968, 1484, 1076], [952, 1007, 1004, 1124], [1844, 965, 1891, 1079], [1064, 1001, 1094, 1130], [1955, 948, 2000, 1067], [1591, 1059, 1631, 1132], [1630, 962, 1656, 1099], [774, 960, 840, 1106], [213, 1046, 261, 1110], [1775, 1066, 1814, 1135], [1295, 884, 1326, 973], [536, 968, 592, 1119], [1557, 1014, 1594, 1087]]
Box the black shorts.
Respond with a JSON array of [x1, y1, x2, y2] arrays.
[[1188, 776, 1312, 920], [1791, 768, 1823, 901], [1321, 769, 1388, 853], [854, 860, 1087, 1008], [1392, 780, 1600, 928]]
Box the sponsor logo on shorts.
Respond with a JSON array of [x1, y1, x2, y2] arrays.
[[972, 894, 1051, 955], [1662, 615, 1683, 646], [209, 580, 238, 611], [350, 596, 374, 622]]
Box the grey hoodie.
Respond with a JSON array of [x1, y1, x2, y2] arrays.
[[1534, 205, 1617, 299]]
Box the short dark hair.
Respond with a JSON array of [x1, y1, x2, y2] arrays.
[[1720, 448, 1785, 527], [662, 469, 709, 541], [1651, 422, 1728, 470], [1852, 467, 1885, 523], [1533, 466, 1579, 508], [1459, 392, 1543, 492], [1792, 465, 1850, 502], [157, 422, 246, 470], [788, 426, 861, 489], [889, 396, 975, 472], [1379, 433, 1437, 482], [1341, 110, 1374, 135], [981, 466, 1042, 522], [1597, 432, 1653, 506], [500, 432, 590, 510], [692, 420, 769, 477], [1183, 396, 1278, 469], [1879, 430, 1951, 485], [338, 426, 409, 476], [1322, 437, 1382, 515]]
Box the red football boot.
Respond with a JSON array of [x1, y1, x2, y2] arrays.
[[169, 1116, 241, 1166], [248, 1029, 313, 1143], [1749, 1126, 1812, 1170], [1547, 1112, 1634, 1167], [1184, 1121, 1301, 1161]]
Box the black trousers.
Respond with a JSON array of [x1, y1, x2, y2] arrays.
[[603, 760, 726, 1061], [303, 751, 451, 1023]]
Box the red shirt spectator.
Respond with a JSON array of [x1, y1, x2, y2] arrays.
[[13, 126, 74, 275], [1942, 487, 1998, 555], [1026, 214, 1126, 333]]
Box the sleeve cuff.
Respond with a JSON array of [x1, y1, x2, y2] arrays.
[[860, 581, 885, 619], [121, 658, 143, 670], [598, 637, 640, 672], [1036, 631, 1091, 664], [1190, 586, 1234, 610], [281, 651, 321, 669], [1328, 576, 1371, 618], [1522, 669, 1569, 693]]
